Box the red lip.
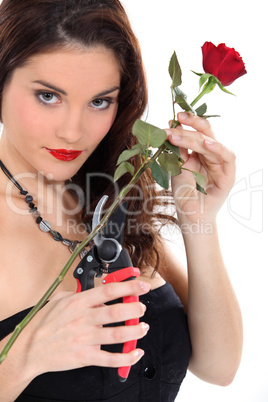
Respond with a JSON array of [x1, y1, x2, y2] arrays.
[[45, 148, 83, 161]]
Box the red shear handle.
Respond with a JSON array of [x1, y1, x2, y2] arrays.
[[103, 267, 140, 382], [118, 295, 139, 381], [102, 267, 140, 284], [76, 279, 82, 293]]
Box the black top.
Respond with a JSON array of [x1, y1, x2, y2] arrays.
[[0, 282, 191, 401]]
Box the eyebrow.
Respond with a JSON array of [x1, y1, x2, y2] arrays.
[[33, 80, 68, 95], [32, 80, 120, 98]]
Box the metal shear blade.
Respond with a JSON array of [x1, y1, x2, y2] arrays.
[[92, 196, 123, 264]]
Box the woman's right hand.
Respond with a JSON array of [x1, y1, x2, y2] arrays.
[[15, 280, 150, 379]]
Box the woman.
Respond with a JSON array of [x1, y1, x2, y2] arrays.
[[0, 0, 243, 401]]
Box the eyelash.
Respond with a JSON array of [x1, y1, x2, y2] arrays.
[[90, 97, 115, 111], [35, 91, 60, 105], [35, 91, 115, 111]]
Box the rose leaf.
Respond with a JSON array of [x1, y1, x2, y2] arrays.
[[150, 160, 170, 190], [201, 114, 221, 119], [132, 119, 167, 148], [158, 153, 182, 176], [191, 70, 203, 77], [202, 76, 217, 95], [169, 51, 182, 88], [199, 73, 212, 89], [117, 144, 144, 165], [164, 140, 185, 163], [195, 103, 207, 116], [114, 162, 135, 182], [192, 171, 207, 194], [215, 78, 236, 96], [173, 87, 195, 113]]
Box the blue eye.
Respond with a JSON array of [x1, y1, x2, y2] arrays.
[[91, 98, 112, 110]]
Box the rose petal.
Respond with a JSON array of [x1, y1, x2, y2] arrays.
[[202, 42, 222, 76], [217, 46, 247, 86], [202, 41, 247, 86]]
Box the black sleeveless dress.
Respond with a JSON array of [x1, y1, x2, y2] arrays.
[[0, 282, 191, 401]]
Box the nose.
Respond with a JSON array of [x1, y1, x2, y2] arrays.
[[56, 107, 84, 144]]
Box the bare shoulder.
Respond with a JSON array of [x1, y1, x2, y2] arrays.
[[0, 192, 15, 253], [138, 265, 166, 290], [137, 238, 188, 307], [156, 239, 189, 310], [0, 192, 20, 318], [0, 190, 70, 319]]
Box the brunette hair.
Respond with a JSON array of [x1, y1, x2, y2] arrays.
[[0, 0, 176, 269]]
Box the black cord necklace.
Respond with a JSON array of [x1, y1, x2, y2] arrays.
[[0, 159, 89, 259]]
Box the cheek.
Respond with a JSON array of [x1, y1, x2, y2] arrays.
[[17, 103, 48, 137], [89, 108, 118, 143], [3, 93, 45, 140]]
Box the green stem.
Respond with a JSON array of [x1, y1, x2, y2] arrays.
[[171, 87, 176, 121], [190, 77, 216, 107], [181, 167, 192, 173], [171, 87, 180, 128], [0, 143, 167, 364], [190, 86, 210, 107]]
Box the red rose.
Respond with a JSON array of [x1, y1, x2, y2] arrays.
[[202, 42, 247, 86]]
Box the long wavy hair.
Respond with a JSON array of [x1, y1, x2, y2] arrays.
[[0, 0, 176, 270]]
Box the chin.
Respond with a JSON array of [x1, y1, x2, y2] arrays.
[[38, 164, 79, 183]]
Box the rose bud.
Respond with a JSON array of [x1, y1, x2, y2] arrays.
[[202, 42, 247, 86]]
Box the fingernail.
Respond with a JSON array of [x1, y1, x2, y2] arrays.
[[178, 112, 188, 121], [141, 322, 150, 332], [204, 138, 215, 145], [139, 281, 151, 292], [171, 134, 181, 144], [141, 303, 147, 313], [165, 129, 173, 136], [135, 349, 145, 358]]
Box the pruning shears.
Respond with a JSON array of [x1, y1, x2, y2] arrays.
[[73, 196, 140, 382]]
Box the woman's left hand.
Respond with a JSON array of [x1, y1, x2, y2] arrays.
[[166, 112, 236, 226]]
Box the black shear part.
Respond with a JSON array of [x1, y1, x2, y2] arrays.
[[101, 202, 128, 246], [73, 202, 130, 291], [73, 200, 138, 382]]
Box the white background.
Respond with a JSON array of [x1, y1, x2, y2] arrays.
[[0, 0, 266, 400], [123, 1, 267, 401]]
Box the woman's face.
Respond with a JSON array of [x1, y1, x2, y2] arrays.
[[0, 46, 121, 182]]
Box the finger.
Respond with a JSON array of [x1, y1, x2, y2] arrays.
[[166, 129, 222, 165], [90, 301, 147, 326], [168, 131, 235, 178], [90, 348, 145, 369], [177, 112, 215, 139], [93, 321, 150, 346], [179, 147, 191, 163], [78, 280, 151, 308], [203, 139, 236, 177]]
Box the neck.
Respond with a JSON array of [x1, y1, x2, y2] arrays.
[[0, 135, 68, 203], [0, 157, 88, 249], [0, 158, 80, 224]]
